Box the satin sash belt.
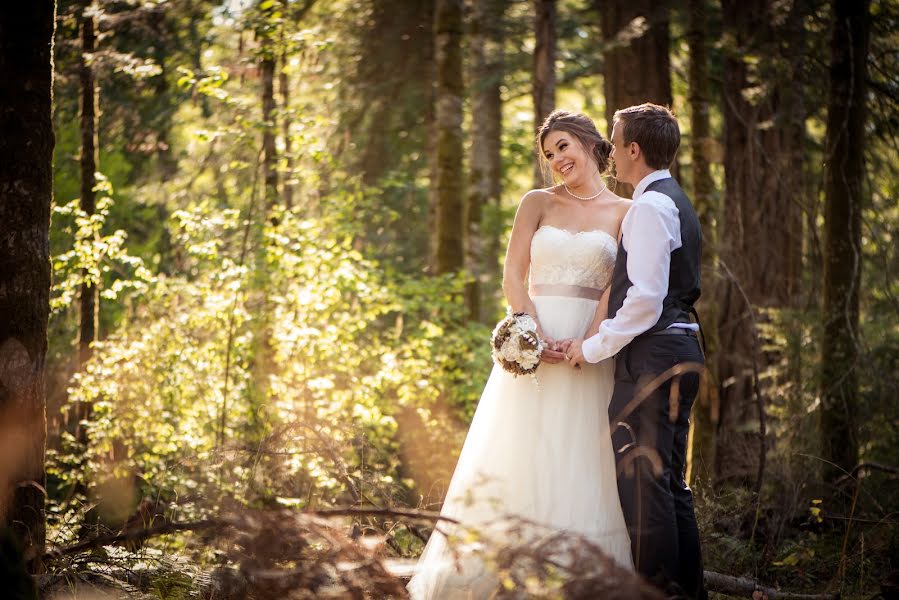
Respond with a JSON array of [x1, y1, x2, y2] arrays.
[[530, 283, 605, 301]]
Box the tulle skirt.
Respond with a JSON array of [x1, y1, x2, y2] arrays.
[[407, 295, 633, 600]]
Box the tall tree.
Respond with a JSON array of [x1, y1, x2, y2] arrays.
[[279, 47, 293, 209], [341, 0, 434, 269], [716, 0, 807, 484], [259, 13, 278, 207], [532, 0, 556, 186], [598, 0, 673, 195], [685, 0, 718, 485], [466, 0, 506, 322], [78, 0, 98, 397], [0, 0, 55, 571], [820, 0, 870, 483], [432, 0, 466, 275]]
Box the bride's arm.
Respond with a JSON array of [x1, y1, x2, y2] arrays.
[[585, 286, 611, 338], [501, 191, 542, 319], [559, 287, 609, 357], [503, 191, 566, 364]]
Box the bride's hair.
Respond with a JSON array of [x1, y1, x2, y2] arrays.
[[536, 110, 612, 186]]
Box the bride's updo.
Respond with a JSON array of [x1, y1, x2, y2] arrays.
[[536, 110, 612, 183]]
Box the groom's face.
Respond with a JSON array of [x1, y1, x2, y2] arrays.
[[610, 121, 634, 185]]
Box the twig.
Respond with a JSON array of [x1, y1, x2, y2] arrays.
[[841, 461, 899, 483], [312, 506, 460, 525]]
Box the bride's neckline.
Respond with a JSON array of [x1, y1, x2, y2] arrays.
[[536, 224, 617, 243]]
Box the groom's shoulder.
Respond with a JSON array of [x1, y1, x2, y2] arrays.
[[637, 190, 678, 214]]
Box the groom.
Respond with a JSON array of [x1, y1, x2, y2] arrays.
[[566, 103, 707, 599]]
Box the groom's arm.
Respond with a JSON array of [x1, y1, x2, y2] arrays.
[[581, 194, 681, 363]]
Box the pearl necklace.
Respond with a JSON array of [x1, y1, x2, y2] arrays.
[[563, 182, 607, 201]]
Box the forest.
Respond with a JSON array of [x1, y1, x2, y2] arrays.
[[0, 0, 897, 598]]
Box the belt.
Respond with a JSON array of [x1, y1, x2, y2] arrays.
[[530, 283, 605, 301], [649, 327, 697, 337]]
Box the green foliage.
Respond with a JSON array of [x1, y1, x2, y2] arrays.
[[40, 0, 898, 596], [48, 186, 491, 537]]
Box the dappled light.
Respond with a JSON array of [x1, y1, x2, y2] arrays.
[[0, 0, 896, 598]]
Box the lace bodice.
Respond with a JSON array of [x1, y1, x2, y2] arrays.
[[529, 225, 617, 291]]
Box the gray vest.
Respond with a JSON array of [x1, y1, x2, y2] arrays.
[[607, 177, 702, 336]]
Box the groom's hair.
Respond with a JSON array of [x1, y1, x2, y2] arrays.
[[613, 103, 680, 170]]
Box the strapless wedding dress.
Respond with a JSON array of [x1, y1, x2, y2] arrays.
[[407, 225, 632, 599]]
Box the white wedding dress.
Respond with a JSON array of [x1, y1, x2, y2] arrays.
[[407, 225, 633, 599]]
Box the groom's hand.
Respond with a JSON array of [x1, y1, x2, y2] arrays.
[[567, 339, 586, 369]]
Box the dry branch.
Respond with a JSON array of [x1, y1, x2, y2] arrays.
[[42, 507, 456, 563], [43, 518, 223, 561]]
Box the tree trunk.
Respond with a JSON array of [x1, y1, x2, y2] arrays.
[[258, 1, 278, 209], [0, 0, 55, 571], [598, 0, 673, 196], [820, 0, 869, 483], [279, 0, 295, 209], [77, 1, 99, 445], [685, 0, 717, 487], [467, 0, 505, 322], [532, 0, 556, 187], [279, 49, 293, 209], [261, 50, 278, 207], [433, 0, 466, 276], [717, 0, 806, 484], [343, 0, 434, 267]]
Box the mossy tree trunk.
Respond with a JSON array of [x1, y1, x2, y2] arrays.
[[433, 0, 466, 276], [532, 0, 556, 187], [467, 0, 506, 322]]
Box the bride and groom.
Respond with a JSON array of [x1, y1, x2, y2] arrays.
[[408, 103, 707, 600]]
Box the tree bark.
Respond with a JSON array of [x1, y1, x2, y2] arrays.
[[77, 1, 99, 448], [820, 0, 870, 483], [433, 0, 466, 276], [716, 0, 806, 484], [0, 0, 55, 571], [685, 0, 718, 487], [261, 51, 278, 207], [467, 0, 505, 322], [279, 49, 293, 209], [598, 0, 673, 196], [343, 0, 434, 267], [258, 0, 279, 209], [532, 0, 556, 187]]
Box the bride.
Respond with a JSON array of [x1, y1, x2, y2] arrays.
[[407, 110, 633, 599]]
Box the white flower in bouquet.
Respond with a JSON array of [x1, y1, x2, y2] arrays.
[[491, 311, 545, 377]]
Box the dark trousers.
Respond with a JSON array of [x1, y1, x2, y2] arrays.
[[608, 333, 707, 600]]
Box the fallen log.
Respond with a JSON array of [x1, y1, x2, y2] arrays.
[[703, 570, 838, 599]]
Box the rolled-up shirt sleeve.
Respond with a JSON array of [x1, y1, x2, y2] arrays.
[[582, 193, 681, 363]]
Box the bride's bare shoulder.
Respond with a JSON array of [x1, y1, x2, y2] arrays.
[[609, 194, 633, 218], [518, 186, 562, 210], [523, 185, 562, 201]]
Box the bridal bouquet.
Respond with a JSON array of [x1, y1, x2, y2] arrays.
[[491, 311, 545, 377]]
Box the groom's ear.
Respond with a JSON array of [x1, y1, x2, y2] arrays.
[[628, 141, 641, 161]]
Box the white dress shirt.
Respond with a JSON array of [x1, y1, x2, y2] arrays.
[[582, 170, 699, 364]]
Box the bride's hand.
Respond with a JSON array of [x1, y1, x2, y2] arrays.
[[540, 336, 567, 364], [556, 338, 575, 354]]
